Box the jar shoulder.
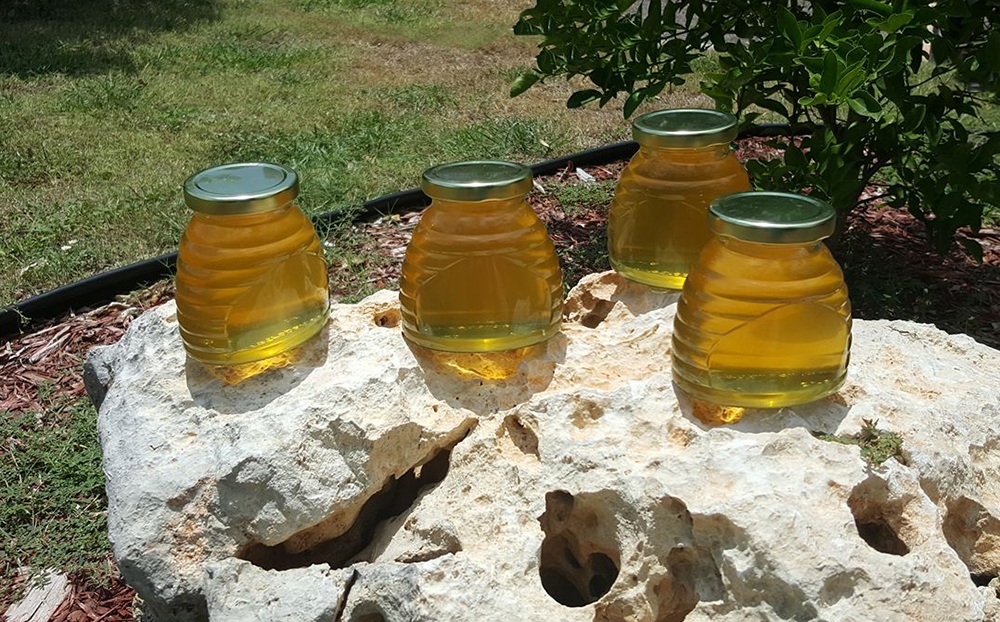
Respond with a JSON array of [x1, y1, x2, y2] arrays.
[[688, 239, 848, 298], [620, 148, 749, 185], [179, 204, 321, 260]]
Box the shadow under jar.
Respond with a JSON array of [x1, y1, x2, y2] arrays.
[[176, 163, 329, 365], [399, 160, 563, 352], [608, 109, 751, 289], [672, 192, 852, 408]]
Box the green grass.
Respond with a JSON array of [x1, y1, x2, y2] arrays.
[[2, 0, 707, 307], [0, 400, 108, 582], [555, 180, 616, 217]]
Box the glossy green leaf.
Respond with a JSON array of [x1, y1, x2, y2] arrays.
[[623, 89, 646, 118], [845, 0, 893, 17], [509, 71, 540, 97], [566, 89, 602, 108], [820, 51, 839, 95], [847, 92, 884, 118], [902, 105, 926, 132], [881, 11, 914, 33], [777, 7, 802, 51]]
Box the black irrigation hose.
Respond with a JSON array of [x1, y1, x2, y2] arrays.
[[0, 122, 820, 337]]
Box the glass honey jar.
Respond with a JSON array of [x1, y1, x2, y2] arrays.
[[399, 160, 563, 352], [176, 163, 329, 365], [672, 192, 852, 408], [608, 109, 751, 289]]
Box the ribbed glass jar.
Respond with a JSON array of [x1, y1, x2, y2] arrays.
[[608, 109, 751, 289], [176, 163, 329, 365], [672, 192, 852, 407], [399, 160, 563, 352]]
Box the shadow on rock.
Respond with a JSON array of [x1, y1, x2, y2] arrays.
[[673, 382, 853, 436], [405, 333, 567, 417], [184, 325, 330, 415]]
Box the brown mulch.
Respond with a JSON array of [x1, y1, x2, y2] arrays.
[[0, 282, 174, 416], [55, 571, 135, 622], [843, 204, 1000, 347], [1, 144, 998, 620], [2, 563, 136, 622]]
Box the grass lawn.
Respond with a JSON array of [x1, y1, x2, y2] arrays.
[[0, 0, 712, 308]]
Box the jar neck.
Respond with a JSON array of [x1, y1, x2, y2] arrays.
[[719, 236, 825, 257], [430, 195, 527, 212], [196, 202, 293, 223], [639, 143, 732, 161]]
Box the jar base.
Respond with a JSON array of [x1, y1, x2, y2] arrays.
[[184, 310, 329, 366], [672, 369, 846, 409], [403, 336, 548, 381], [402, 322, 561, 354], [609, 258, 687, 290]]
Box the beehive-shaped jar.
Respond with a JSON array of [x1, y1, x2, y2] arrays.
[[609, 109, 751, 289], [672, 192, 851, 407], [176, 163, 329, 365], [399, 160, 563, 352]]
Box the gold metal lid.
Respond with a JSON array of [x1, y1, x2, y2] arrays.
[[421, 160, 532, 202], [183, 162, 299, 215], [709, 192, 836, 244], [632, 108, 739, 149]]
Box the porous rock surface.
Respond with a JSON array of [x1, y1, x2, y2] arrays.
[[84, 271, 1000, 622]]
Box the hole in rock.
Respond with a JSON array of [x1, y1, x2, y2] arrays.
[[570, 399, 603, 429], [501, 415, 539, 457], [653, 545, 724, 622], [943, 496, 1000, 579], [848, 476, 911, 556], [971, 573, 996, 588], [240, 440, 458, 571], [854, 520, 909, 556], [350, 611, 387, 622], [373, 309, 400, 328], [538, 490, 621, 607]]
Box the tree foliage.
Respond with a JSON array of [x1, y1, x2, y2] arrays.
[[513, 0, 1000, 252]]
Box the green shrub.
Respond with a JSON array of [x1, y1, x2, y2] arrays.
[[513, 0, 1000, 252]]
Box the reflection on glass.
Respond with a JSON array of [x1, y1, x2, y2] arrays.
[[405, 338, 545, 381]]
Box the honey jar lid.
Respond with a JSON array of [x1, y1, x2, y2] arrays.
[[183, 162, 300, 215], [422, 160, 533, 202], [710, 192, 836, 244], [632, 109, 739, 148]]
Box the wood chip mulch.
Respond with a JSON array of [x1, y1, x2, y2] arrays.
[[0, 283, 174, 416], [53, 570, 136, 622], [1, 561, 136, 622]]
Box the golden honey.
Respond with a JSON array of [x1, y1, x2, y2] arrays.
[[672, 192, 851, 408], [609, 109, 750, 289], [399, 161, 563, 353], [176, 163, 329, 365]]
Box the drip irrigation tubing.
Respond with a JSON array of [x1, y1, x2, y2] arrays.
[[0, 122, 832, 335]]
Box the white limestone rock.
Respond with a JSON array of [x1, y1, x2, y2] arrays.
[[203, 559, 352, 622], [84, 271, 1000, 622]]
